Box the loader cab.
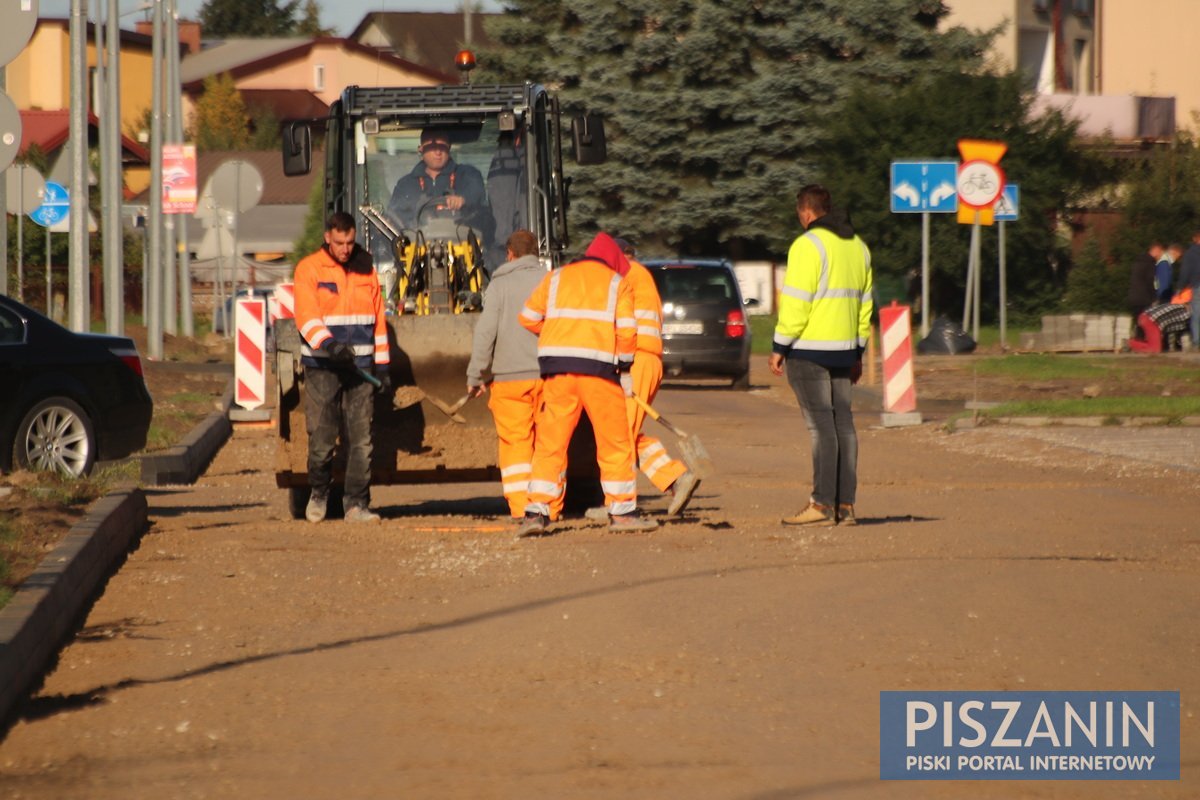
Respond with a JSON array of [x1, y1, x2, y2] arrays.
[[283, 82, 606, 314]]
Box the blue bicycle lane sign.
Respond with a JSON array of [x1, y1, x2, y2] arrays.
[[30, 181, 69, 228]]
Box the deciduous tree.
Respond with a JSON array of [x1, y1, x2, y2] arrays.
[[189, 73, 250, 152]]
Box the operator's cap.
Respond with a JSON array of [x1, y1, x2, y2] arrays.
[[419, 129, 452, 152]]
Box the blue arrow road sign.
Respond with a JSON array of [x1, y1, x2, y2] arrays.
[[890, 160, 959, 213], [994, 183, 1019, 222], [30, 181, 69, 228]]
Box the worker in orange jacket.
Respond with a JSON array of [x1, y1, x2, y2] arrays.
[[613, 238, 700, 517], [516, 232, 658, 536], [294, 211, 391, 524]]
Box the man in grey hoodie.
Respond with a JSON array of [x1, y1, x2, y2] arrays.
[[466, 230, 555, 519]]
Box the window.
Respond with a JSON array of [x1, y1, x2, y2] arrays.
[[1071, 0, 1094, 16], [314, 64, 325, 92]]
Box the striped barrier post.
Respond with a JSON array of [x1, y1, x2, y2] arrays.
[[879, 300, 922, 427], [234, 296, 267, 411], [271, 281, 295, 324]]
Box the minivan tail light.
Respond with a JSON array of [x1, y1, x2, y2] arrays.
[[112, 347, 145, 378], [725, 309, 747, 339]]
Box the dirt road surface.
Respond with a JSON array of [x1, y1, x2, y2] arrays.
[[1, 368, 1197, 799]]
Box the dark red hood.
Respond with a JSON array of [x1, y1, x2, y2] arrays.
[[584, 232, 631, 276]]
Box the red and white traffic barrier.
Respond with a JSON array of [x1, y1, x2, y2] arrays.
[[879, 301, 922, 426], [271, 281, 295, 324], [235, 296, 267, 410]]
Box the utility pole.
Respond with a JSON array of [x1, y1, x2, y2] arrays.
[[169, 0, 192, 336], [68, 0, 90, 332], [104, 0, 124, 335], [162, 0, 177, 336], [0, 67, 7, 297], [146, 0, 164, 359]]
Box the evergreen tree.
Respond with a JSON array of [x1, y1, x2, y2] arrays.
[[199, 0, 301, 38], [295, 0, 335, 37], [190, 74, 251, 151], [1109, 134, 1200, 271], [479, 0, 990, 258], [1061, 237, 1124, 312], [819, 71, 1114, 320]]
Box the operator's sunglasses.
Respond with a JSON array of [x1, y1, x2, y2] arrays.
[[421, 142, 450, 153]]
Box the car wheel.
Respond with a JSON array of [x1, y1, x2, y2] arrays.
[[13, 397, 97, 477], [730, 370, 751, 390]]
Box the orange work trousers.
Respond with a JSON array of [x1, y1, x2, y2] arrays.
[[487, 378, 560, 518], [526, 373, 637, 519], [626, 353, 687, 493]]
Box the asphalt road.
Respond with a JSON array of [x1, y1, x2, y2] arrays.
[[0, 368, 1196, 799]]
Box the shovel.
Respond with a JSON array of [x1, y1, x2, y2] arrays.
[[391, 384, 467, 424], [631, 393, 714, 479]]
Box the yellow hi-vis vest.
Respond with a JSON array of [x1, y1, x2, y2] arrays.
[[774, 227, 873, 355]]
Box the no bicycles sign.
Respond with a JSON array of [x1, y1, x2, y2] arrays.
[[957, 159, 1004, 209]]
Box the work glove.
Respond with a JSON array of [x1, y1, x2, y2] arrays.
[[374, 366, 392, 396], [619, 372, 634, 397], [850, 360, 863, 386], [323, 339, 355, 366]]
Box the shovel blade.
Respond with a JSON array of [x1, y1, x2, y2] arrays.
[[677, 432, 715, 479]]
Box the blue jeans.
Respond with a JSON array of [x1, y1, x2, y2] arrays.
[[304, 366, 376, 509], [785, 357, 857, 507]]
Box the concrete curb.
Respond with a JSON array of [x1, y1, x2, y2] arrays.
[[0, 489, 148, 729], [954, 415, 1200, 429], [140, 382, 234, 486]]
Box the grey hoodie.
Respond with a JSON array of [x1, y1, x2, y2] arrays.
[[466, 254, 544, 386]]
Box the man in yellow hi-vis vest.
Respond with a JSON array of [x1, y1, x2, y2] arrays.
[[768, 184, 874, 527]]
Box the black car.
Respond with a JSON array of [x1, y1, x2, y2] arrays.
[[0, 295, 154, 477], [642, 258, 754, 389]]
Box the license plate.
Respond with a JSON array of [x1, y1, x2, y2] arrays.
[[663, 322, 703, 335]]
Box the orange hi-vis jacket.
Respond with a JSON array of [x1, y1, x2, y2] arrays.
[[519, 258, 636, 380], [625, 259, 663, 356], [294, 245, 390, 370]]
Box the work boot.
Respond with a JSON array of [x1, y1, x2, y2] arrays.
[[584, 506, 609, 523], [344, 505, 381, 524], [305, 492, 328, 524], [516, 512, 548, 538], [837, 504, 857, 526], [608, 510, 658, 533], [781, 501, 835, 527], [667, 471, 701, 517]]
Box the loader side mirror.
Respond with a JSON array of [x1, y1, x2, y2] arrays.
[[282, 122, 312, 176], [570, 113, 607, 165]]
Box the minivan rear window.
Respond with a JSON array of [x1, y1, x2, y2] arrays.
[[651, 268, 737, 303]]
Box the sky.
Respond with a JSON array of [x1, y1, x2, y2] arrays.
[[38, 0, 505, 38]]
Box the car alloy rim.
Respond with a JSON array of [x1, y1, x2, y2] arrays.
[[25, 405, 90, 476]]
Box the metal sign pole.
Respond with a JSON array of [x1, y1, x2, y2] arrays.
[[999, 220, 1008, 351], [921, 211, 930, 337], [0, 66, 6, 296], [962, 221, 976, 332], [147, 0, 164, 358], [46, 230, 51, 315], [16, 167, 23, 302], [68, 0, 89, 332], [169, 0, 192, 337], [972, 220, 982, 342]]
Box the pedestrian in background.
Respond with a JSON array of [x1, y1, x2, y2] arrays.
[[465, 229, 557, 521], [293, 211, 391, 524], [517, 232, 657, 536], [1177, 230, 1200, 349], [1128, 241, 1163, 332], [769, 185, 873, 527], [1156, 244, 1183, 305]]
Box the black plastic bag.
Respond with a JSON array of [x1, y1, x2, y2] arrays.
[[917, 317, 977, 355]]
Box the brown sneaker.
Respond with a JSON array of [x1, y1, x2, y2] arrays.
[[782, 501, 835, 527], [837, 504, 857, 526], [608, 511, 658, 533], [666, 471, 701, 517]]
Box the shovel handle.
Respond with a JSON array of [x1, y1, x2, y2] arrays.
[[631, 392, 683, 437], [358, 368, 382, 388]]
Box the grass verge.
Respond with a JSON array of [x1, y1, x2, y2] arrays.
[[978, 396, 1200, 420]]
